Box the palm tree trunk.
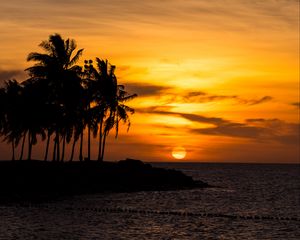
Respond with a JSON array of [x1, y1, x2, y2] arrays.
[[12, 140, 15, 161], [69, 137, 76, 161], [97, 118, 103, 161], [101, 110, 113, 161], [88, 124, 91, 161], [52, 138, 57, 162], [56, 132, 60, 162], [87, 102, 92, 161], [44, 132, 51, 161], [101, 131, 107, 161], [79, 130, 83, 161], [29, 137, 33, 160], [19, 132, 26, 160], [27, 132, 32, 160], [61, 134, 66, 162]]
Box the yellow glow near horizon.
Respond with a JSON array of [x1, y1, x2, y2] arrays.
[[172, 147, 187, 160]]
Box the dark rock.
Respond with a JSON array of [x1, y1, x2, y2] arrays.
[[0, 160, 209, 203]]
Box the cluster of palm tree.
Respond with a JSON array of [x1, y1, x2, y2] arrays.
[[0, 34, 137, 161]]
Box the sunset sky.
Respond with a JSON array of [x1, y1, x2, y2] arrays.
[[0, 0, 299, 163]]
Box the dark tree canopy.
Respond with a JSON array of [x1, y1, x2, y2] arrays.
[[0, 34, 137, 161]]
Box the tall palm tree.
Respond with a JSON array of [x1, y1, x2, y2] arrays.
[[25, 33, 84, 161], [91, 58, 137, 161], [100, 85, 136, 161], [1, 80, 24, 160], [82, 60, 94, 161], [19, 78, 53, 160], [0, 87, 6, 144]]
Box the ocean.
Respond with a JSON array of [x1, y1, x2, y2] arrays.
[[0, 163, 299, 239]]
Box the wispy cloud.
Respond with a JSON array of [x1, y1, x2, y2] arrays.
[[181, 91, 273, 105], [136, 105, 174, 113], [239, 96, 273, 105], [193, 117, 299, 145], [124, 82, 170, 97], [192, 122, 266, 139], [137, 107, 299, 145], [290, 102, 300, 108], [134, 87, 273, 106], [182, 91, 238, 102]]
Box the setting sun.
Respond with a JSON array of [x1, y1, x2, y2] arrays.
[[171, 147, 187, 160]]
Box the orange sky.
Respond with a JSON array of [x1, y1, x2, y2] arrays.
[[0, 0, 299, 163]]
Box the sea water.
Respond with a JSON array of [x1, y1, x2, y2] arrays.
[[0, 163, 299, 239]]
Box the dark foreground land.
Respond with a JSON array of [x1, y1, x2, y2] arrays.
[[0, 159, 208, 202]]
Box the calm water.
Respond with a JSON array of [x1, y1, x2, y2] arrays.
[[0, 163, 299, 239]]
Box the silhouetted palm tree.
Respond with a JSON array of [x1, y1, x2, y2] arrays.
[[1, 81, 27, 160], [82, 60, 95, 161], [0, 88, 4, 122], [91, 58, 137, 161], [20, 79, 48, 160], [1, 80, 26, 160], [0, 87, 6, 144], [101, 85, 136, 161], [88, 58, 107, 161], [25, 33, 83, 161]]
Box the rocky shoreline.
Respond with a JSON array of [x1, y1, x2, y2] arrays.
[[0, 159, 209, 203]]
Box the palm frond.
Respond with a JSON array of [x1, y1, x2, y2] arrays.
[[120, 93, 138, 102], [66, 39, 77, 58], [69, 65, 82, 73], [68, 49, 84, 67], [27, 52, 52, 63], [49, 34, 66, 61], [119, 104, 135, 114], [39, 40, 54, 54]]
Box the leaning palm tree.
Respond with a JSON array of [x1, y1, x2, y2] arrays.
[[25, 33, 84, 161], [91, 58, 137, 161], [100, 84, 137, 161]]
